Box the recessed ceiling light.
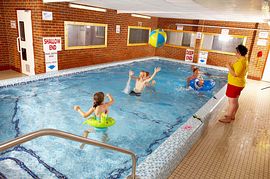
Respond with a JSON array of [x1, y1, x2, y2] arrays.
[[131, 14, 151, 19], [69, 3, 106, 12], [43, 0, 74, 3]]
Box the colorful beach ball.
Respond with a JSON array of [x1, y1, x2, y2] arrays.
[[149, 29, 167, 48]]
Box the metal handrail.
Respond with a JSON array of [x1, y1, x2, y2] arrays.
[[0, 129, 137, 179]]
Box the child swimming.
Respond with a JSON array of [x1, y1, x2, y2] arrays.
[[194, 78, 205, 90], [186, 67, 203, 88], [128, 67, 161, 96], [74, 92, 114, 149], [144, 71, 156, 87]]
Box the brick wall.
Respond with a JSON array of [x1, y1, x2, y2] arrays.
[[1, 1, 157, 73], [0, 1, 269, 80], [157, 18, 269, 80], [1, 0, 44, 72], [40, 3, 157, 72], [248, 23, 270, 80], [0, 0, 9, 70]]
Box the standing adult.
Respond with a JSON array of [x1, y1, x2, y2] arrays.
[[219, 45, 248, 123]]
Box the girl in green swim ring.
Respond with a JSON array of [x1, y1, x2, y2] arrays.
[[74, 92, 114, 149]]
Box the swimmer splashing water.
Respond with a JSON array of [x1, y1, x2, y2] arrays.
[[126, 67, 161, 96], [122, 76, 131, 94]]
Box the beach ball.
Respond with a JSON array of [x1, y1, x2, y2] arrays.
[[149, 29, 167, 48]]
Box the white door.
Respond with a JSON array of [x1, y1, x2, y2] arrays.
[[17, 10, 35, 75], [262, 51, 270, 82]]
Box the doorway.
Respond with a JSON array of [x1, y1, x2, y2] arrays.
[[262, 50, 270, 82], [17, 10, 35, 76]]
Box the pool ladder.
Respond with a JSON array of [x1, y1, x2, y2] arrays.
[[0, 129, 137, 179]]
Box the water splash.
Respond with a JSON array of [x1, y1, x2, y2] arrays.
[[122, 77, 131, 94]]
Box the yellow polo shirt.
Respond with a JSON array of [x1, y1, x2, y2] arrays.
[[228, 56, 248, 87]]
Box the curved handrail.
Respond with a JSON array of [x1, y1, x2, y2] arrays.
[[0, 129, 137, 179]]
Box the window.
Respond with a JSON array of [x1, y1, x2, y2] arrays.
[[201, 34, 247, 55], [127, 26, 151, 46], [64, 21, 107, 50], [165, 30, 196, 48], [19, 21, 25, 41]]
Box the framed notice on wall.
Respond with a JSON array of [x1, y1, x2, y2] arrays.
[[198, 51, 208, 64], [42, 11, 53, 21], [43, 37, 61, 73], [259, 31, 268, 39], [45, 52, 58, 72]]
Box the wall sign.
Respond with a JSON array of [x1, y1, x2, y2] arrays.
[[257, 39, 267, 46], [42, 11, 53, 21], [196, 32, 202, 39], [45, 52, 58, 72], [198, 51, 208, 65], [185, 49, 194, 62], [177, 25, 183, 30], [10, 20, 16, 29], [116, 25, 120, 33], [221, 29, 229, 36], [43, 37, 62, 53], [43, 37, 61, 73], [259, 31, 268, 39]]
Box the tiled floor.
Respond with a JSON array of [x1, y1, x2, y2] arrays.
[[170, 79, 270, 179], [0, 70, 25, 80]]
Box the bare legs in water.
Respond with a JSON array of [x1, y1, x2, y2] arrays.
[[80, 128, 95, 149], [80, 128, 109, 149]]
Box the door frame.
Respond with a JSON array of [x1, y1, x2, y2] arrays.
[[17, 10, 35, 76], [261, 45, 270, 82]]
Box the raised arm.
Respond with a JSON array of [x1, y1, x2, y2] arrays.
[[104, 93, 114, 107], [74, 105, 95, 118], [145, 67, 161, 83], [129, 70, 138, 80]]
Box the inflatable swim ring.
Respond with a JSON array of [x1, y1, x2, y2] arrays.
[[190, 79, 215, 91], [83, 113, 115, 130]]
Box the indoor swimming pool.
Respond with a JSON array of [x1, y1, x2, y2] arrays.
[[0, 59, 227, 178]]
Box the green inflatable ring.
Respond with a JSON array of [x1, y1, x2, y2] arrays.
[[83, 116, 115, 128]]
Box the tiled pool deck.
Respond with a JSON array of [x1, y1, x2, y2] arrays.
[[170, 79, 270, 179], [0, 70, 25, 80]]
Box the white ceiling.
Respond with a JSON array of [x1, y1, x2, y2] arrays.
[[48, 0, 268, 23]]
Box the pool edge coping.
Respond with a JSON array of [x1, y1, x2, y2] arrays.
[[135, 84, 227, 179], [0, 56, 228, 88], [133, 57, 228, 179], [0, 57, 154, 88]]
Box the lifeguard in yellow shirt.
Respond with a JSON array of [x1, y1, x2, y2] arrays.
[[219, 45, 248, 123]]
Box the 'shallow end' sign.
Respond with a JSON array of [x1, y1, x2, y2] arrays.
[[43, 37, 62, 53]]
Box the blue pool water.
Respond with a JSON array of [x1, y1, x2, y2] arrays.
[[0, 59, 227, 178]]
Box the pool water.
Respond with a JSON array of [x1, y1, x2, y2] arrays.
[[0, 59, 227, 178]]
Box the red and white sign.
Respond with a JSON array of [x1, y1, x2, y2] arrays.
[[185, 49, 194, 62], [43, 37, 62, 53]]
